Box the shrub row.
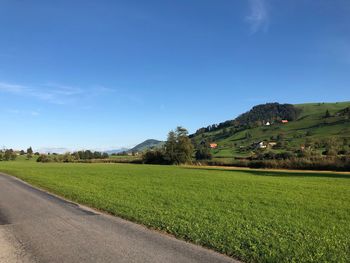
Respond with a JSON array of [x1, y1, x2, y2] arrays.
[[206, 156, 350, 171]]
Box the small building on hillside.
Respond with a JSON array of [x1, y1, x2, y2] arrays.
[[265, 122, 271, 126], [268, 142, 277, 148], [254, 141, 267, 149], [281, 120, 289, 124], [210, 143, 218, 149]]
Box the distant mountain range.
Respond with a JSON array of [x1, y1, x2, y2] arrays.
[[36, 148, 72, 154], [35, 139, 164, 155], [104, 148, 130, 155]]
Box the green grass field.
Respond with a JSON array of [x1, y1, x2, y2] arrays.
[[0, 160, 349, 262]]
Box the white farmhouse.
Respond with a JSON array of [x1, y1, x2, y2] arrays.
[[257, 141, 267, 149]]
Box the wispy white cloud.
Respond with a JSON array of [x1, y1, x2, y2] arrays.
[[245, 0, 269, 34], [0, 82, 26, 94], [7, 109, 21, 114], [6, 108, 40, 117], [30, 110, 40, 116], [0, 82, 75, 104], [0, 81, 112, 105], [45, 83, 83, 96]]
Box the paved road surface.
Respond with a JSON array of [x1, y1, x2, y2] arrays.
[[0, 173, 238, 263]]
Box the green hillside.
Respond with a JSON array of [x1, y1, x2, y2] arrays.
[[191, 101, 350, 161]]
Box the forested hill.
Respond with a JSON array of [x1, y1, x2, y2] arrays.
[[128, 139, 164, 153], [234, 103, 300, 126], [192, 103, 301, 136]]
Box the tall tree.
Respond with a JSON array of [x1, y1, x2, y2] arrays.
[[164, 130, 177, 163], [165, 127, 194, 164], [195, 140, 212, 160], [27, 147, 33, 159], [4, 149, 16, 161], [175, 127, 193, 164], [325, 109, 331, 118]]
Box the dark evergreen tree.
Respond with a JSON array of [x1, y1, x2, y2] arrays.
[[325, 110, 331, 118]]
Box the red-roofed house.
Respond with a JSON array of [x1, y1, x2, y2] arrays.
[[281, 120, 289, 123], [210, 143, 218, 149]]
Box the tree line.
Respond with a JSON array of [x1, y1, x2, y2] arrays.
[[37, 150, 109, 163], [0, 147, 36, 161], [0, 149, 17, 161]]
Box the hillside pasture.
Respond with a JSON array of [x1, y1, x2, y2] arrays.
[[192, 102, 350, 159]]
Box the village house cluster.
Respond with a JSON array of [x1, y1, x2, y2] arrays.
[[208, 119, 290, 152], [264, 119, 289, 126]]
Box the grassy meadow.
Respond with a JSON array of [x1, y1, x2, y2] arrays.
[[0, 159, 349, 262]]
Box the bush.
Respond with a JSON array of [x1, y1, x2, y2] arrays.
[[37, 154, 51, 163], [338, 148, 348, 155], [205, 156, 350, 171], [143, 150, 168, 164], [195, 144, 212, 160], [323, 148, 338, 156], [275, 151, 294, 160], [60, 153, 74, 163], [2, 149, 17, 161]]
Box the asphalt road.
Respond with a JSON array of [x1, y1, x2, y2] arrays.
[[0, 173, 238, 263]]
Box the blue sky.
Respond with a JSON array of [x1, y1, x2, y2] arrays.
[[0, 0, 349, 150]]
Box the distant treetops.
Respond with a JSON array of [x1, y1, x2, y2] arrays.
[[0, 149, 17, 161], [0, 147, 35, 161]]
